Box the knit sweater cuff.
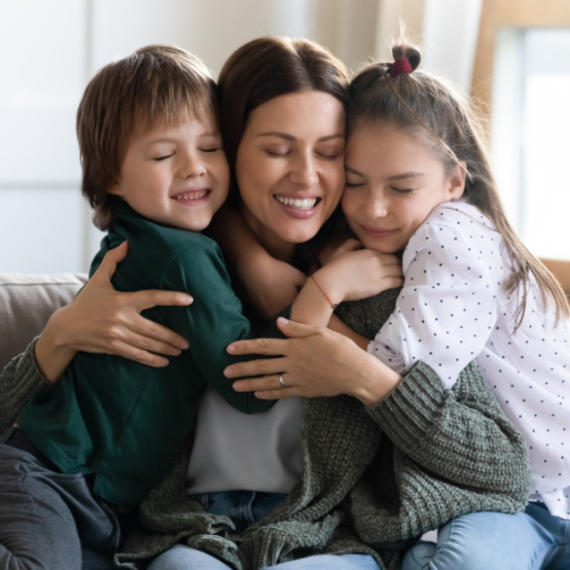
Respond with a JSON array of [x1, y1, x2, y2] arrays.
[[365, 360, 449, 448], [1, 337, 53, 434]]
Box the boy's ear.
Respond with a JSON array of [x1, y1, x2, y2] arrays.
[[448, 160, 466, 200], [108, 181, 122, 196]]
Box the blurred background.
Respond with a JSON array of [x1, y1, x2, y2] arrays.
[[0, 0, 569, 276]]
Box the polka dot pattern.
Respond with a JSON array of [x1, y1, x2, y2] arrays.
[[367, 201, 570, 519]]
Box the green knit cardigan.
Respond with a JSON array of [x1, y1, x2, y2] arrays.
[[113, 289, 531, 570]]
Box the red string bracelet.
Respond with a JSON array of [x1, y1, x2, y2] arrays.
[[309, 274, 338, 311]]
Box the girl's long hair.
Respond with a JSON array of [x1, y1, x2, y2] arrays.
[[348, 42, 569, 326]]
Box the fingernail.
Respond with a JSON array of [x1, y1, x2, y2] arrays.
[[184, 295, 193, 304], [233, 381, 242, 391], [227, 343, 236, 353], [224, 367, 234, 377], [277, 316, 289, 325], [180, 339, 190, 349]]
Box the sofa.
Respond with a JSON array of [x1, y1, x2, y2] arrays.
[[0, 272, 88, 371]]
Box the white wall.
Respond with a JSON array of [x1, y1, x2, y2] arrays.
[[0, 0, 481, 273]]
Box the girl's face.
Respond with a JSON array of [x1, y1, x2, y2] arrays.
[[342, 121, 465, 254], [235, 90, 346, 260]]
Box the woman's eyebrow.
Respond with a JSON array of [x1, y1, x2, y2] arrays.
[[256, 132, 345, 142]]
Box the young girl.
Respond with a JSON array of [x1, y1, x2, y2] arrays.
[[286, 43, 570, 569]]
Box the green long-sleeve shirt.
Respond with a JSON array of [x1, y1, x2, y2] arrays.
[[16, 201, 274, 508]]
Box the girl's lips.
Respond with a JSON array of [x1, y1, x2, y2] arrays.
[[273, 195, 321, 219], [360, 225, 397, 238]]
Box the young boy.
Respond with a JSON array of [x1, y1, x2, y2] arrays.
[[1, 45, 275, 567]]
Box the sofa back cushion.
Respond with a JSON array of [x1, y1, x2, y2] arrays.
[[0, 273, 87, 371]]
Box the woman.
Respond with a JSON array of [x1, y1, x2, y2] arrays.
[[1, 37, 529, 570]]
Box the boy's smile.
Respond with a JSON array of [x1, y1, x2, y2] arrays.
[[109, 117, 229, 232]]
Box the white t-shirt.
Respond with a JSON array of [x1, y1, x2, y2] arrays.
[[368, 201, 570, 519], [186, 386, 303, 495]]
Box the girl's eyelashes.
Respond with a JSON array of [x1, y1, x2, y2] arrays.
[[345, 181, 364, 188], [201, 147, 222, 153], [153, 153, 174, 161], [391, 186, 414, 194]]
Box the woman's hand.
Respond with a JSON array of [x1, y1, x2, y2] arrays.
[[35, 242, 192, 381], [225, 317, 402, 405]]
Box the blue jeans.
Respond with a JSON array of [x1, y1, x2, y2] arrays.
[[147, 546, 380, 570], [147, 490, 380, 570], [402, 502, 570, 570], [190, 490, 288, 533]]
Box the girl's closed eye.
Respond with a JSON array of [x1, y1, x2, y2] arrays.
[[153, 153, 174, 162], [391, 186, 414, 194]]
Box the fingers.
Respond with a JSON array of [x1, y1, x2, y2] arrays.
[[103, 339, 171, 368], [226, 335, 290, 357], [275, 316, 319, 339], [130, 289, 193, 311], [95, 241, 129, 282], [225, 355, 288, 379]]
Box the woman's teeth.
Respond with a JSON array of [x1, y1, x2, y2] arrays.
[[275, 196, 317, 210]]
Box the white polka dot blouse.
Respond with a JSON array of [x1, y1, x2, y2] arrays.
[[368, 201, 570, 519]]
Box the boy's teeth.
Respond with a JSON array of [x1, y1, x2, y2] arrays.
[[275, 196, 317, 210], [174, 190, 207, 200]]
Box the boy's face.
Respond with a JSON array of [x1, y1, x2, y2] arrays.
[[109, 115, 229, 232]]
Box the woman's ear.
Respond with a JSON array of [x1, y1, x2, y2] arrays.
[[448, 161, 466, 200]]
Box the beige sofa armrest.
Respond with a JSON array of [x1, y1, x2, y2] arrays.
[[0, 273, 88, 371]]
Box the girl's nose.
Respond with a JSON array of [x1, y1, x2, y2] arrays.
[[289, 153, 318, 187], [366, 193, 389, 219]]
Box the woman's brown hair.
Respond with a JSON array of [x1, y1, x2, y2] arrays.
[[348, 42, 569, 325], [217, 36, 350, 205]]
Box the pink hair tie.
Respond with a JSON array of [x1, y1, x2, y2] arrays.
[[390, 58, 412, 77]]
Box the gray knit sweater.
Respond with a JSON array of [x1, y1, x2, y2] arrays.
[[111, 289, 531, 570]]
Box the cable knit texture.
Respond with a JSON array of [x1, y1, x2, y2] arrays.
[[0, 292, 530, 569], [114, 288, 530, 569]]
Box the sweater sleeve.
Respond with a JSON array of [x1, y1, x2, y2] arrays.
[[159, 238, 276, 414], [0, 338, 54, 435], [365, 359, 530, 496]]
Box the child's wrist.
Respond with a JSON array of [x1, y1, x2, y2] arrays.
[[311, 268, 343, 309]]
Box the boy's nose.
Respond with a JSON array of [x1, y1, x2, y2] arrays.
[[180, 155, 206, 178]]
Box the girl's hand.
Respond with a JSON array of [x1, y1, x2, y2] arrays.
[[317, 244, 403, 306], [36, 242, 192, 381], [225, 317, 402, 405]]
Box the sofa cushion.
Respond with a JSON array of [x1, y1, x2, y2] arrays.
[[0, 273, 87, 371]]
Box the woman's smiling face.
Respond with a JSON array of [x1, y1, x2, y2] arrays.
[[235, 90, 346, 260]]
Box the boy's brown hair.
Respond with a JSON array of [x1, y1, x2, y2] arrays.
[[77, 44, 218, 230]]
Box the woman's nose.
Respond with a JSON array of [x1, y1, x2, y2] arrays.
[[288, 153, 318, 187]]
